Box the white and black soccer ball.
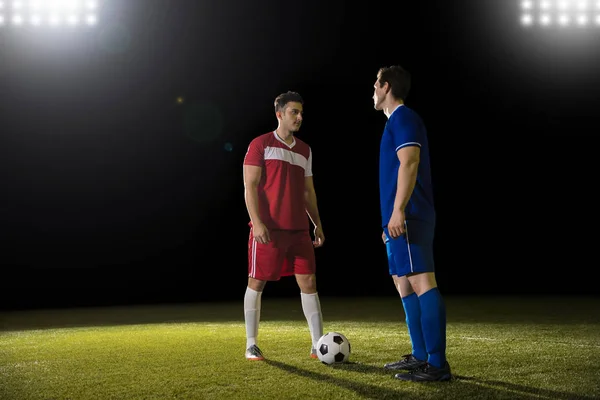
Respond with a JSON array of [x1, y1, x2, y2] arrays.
[[316, 332, 351, 365]]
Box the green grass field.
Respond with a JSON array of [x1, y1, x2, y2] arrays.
[[1, 295, 599, 400]]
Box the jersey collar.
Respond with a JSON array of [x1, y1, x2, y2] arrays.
[[273, 131, 296, 148], [389, 104, 404, 118]]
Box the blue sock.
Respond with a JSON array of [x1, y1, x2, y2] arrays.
[[401, 292, 427, 361], [418, 287, 447, 369]]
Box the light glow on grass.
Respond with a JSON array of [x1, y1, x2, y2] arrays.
[[1, 297, 599, 400]]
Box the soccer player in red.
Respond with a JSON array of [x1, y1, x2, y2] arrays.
[[242, 91, 325, 361]]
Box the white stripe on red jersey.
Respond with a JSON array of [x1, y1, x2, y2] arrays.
[[244, 131, 312, 230]]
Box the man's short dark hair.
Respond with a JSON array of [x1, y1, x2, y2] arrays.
[[274, 91, 304, 113], [377, 65, 411, 101]]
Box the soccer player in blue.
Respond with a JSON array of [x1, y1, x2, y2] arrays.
[[373, 65, 452, 382]]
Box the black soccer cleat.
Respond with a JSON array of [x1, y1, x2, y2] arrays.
[[383, 354, 427, 371], [393, 361, 452, 382]]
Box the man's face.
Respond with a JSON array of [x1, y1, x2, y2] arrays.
[[279, 101, 303, 132], [373, 78, 386, 111]]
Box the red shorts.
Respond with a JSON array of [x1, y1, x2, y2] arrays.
[[248, 229, 316, 281]]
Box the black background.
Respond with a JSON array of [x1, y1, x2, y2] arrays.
[[1, 0, 599, 309]]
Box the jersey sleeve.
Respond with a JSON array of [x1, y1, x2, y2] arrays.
[[389, 112, 422, 152], [243, 137, 264, 167]]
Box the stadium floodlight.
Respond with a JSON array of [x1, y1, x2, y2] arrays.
[[558, 13, 570, 25], [577, 14, 589, 24], [0, 0, 99, 28], [522, 13, 534, 25], [520, 0, 600, 27], [540, 13, 552, 24]]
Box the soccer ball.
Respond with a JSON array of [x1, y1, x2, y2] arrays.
[[316, 332, 351, 365]]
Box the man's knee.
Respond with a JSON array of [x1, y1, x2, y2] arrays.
[[407, 272, 437, 295], [296, 274, 317, 294], [248, 277, 267, 292]]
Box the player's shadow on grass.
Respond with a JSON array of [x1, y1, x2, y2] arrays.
[[275, 361, 597, 400], [266, 359, 425, 399], [325, 360, 395, 376], [453, 375, 598, 400]]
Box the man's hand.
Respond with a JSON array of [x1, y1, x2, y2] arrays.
[[252, 222, 270, 244], [387, 209, 406, 239], [313, 226, 325, 248]]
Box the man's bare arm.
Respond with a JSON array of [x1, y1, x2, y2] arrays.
[[304, 176, 322, 229], [386, 145, 420, 239], [243, 165, 263, 225], [393, 145, 420, 213], [305, 176, 325, 247], [244, 164, 270, 243]]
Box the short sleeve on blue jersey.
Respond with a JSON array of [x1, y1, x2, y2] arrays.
[[389, 108, 422, 152]]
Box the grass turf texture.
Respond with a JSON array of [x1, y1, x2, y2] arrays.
[[1, 296, 599, 400]]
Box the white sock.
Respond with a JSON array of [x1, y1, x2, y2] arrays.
[[301, 292, 323, 350], [244, 287, 262, 349]]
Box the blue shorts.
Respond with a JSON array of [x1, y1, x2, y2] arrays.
[[384, 219, 435, 277]]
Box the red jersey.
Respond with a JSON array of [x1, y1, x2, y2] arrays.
[[243, 131, 313, 230]]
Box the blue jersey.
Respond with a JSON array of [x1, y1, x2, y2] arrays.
[[379, 105, 436, 227]]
